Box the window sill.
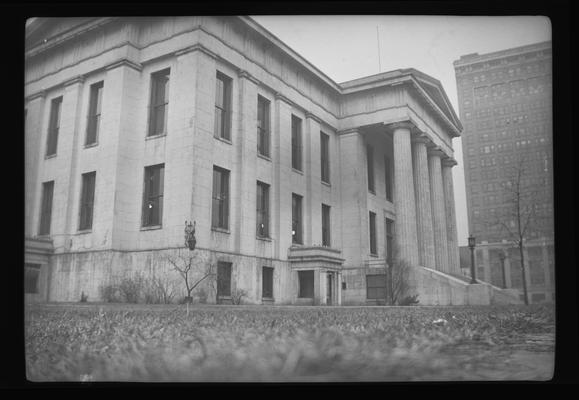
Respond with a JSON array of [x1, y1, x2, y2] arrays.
[[215, 136, 232, 145], [368, 190, 376, 195], [262, 297, 275, 302], [76, 229, 92, 235], [145, 133, 167, 141], [212, 227, 230, 234], [84, 142, 98, 149], [292, 168, 303, 175], [369, 253, 379, 258], [141, 225, 162, 231], [257, 153, 271, 162], [257, 235, 272, 242], [44, 153, 57, 160], [322, 180, 331, 187]]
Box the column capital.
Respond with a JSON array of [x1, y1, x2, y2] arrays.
[[411, 133, 431, 145], [337, 127, 362, 136], [305, 112, 322, 124], [389, 120, 415, 132], [274, 92, 293, 106], [427, 145, 445, 158], [442, 157, 458, 167], [63, 74, 85, 87], [25, 90, 46, 102], [237, 69, 260, 86]]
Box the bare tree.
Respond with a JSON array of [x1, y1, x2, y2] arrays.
[[386, 248, 415, 305], [166, 250, 216, 303], [485, 154, 553, 305]]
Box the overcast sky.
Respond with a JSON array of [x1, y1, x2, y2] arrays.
[[251, 15, 551, 246]]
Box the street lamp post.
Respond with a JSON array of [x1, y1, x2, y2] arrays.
[[499, 250, 507, 289], [468, 235, 477, 284]]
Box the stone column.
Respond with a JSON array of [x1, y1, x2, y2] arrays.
[[427, 147, 449, 273], [392, 122, 419, 266], [442, 157, 460, 275], [411, 135, 435, 269]]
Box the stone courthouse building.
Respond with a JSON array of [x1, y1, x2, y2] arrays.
[[25, 16, 517, 305]]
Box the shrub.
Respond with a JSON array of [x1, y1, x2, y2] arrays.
[[118, 275, 144, 303], [231, 288, 248, 305], [398, 294, 420, 306], [99, 283, 121, 303], [80, 292, 88, 303]]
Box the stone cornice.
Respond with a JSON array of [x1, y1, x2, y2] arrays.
[[411, 134, 430, 145], [174, 43, 218, 60]]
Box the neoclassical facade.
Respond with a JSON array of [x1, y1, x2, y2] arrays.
[[25, 16, 514, 305]]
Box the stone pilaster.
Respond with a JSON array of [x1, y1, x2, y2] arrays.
[[411, 135, 435, 269], [61, 76, 85, 245], [427, 147, 449, 273], [392, 122, 419, 266], [25, 92, 46, 237], [442, 157, 460, 275]]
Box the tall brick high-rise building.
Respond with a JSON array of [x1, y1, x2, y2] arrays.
[[454, 41, 554, 303]]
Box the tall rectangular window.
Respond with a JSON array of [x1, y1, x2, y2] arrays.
[[322, 204, 331, 247], [25, 264, 41, 294], [142, 164, 164, 227], [257, 95, 270, 157], [292, 193, 303, 244], [366, 274, 386, 300], [369, 211, 377, 255], [367, 145, 375, 193], [256, 181, 269, 238], [384, 156, 393, 202], [217, 261, 232, 297], [385, 218, 394, 266], [46, 97, 62, 156], [38, 181, 54, 236], [215, 72, 232, 140], [86, 81, 103, 145], [291, 115, 302, 171], [78, 172, 96, 231], [148, 69, 170, 137], [298, 270, 314, 298], [320, 131, 330, 183], [262, 266, 274, 299], [212, 166, 230, 230]]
